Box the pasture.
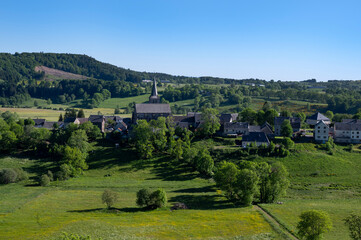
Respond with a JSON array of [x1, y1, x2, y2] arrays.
[[0, 145, 284, 240]]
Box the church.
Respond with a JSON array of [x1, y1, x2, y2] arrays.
[[132, 79, 172, 123]]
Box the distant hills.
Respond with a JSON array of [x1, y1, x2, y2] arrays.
[[0, 52, 261, 85]]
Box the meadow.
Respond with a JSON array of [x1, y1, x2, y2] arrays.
[[0, 145, 285, 240], [256, 143, 361, 240]]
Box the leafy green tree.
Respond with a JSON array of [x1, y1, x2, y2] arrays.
[[344, 214, 361, 240], [281, 120, 293, 137], [235, 169, 258, 206], [62, 146, 88, 176], [150, 117, 167, 151], [214, 161, 239, 200], [199, 108, 220, 137], [79, 121, 101, 141], [24, 118, 35, 126], [136, 188, 151, 207], [59, 114, 63, 122], [295, 112, 306, 122], [34, 100, 38, 107], [67, 129, 91, 153], [102, 189, 119, 209], [195, 149, 214, 176], [257, 162, 289, 203], [325, 110, 334, 121], [297, 210, 332, 240], [282, 137, 295, 149], [239, 108, 257, 124], [136, 188, 167, 209], [77, 109, 85, 118], [133, 120, 153, 158], [0, 131, 17, 152], [1, 111, 19, 124], [173, 138, 183, 161], [149, 188, 167, 209]]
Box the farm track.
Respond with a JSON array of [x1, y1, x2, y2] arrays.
[[254, 205, 299, 240]]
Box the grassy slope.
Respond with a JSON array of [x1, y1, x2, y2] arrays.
[[254, 143, 361, 240], [0, 145, 283, 240]]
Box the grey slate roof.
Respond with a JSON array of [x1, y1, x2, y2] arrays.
[[219, 113, 239, 123], [274, 117, 301, 129], [307, 112, 330, 121], [135, 103, 171, 114], [173, 116, 195, 123], [335, 120, 361, 131], [249, 125, 261, 132], [242, 132, 270, 144], [33, 119, 46, 125], [89, 115, 105, 123]]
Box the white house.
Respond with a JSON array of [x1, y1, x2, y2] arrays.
[[314, 120, 329, 143]]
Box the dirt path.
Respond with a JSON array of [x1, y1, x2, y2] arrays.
[[254, 205, 299, 240]]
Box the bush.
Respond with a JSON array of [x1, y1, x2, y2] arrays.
[[56, 164, 72, 180], [344, 214, 361, 240], [150, 189, 167, 209], [136, 188, 151, 207], [40, 174, 50, 186], [0, 168, 17, 184], [47, 170, 54, 181], [13, 168, 28, 182], [102, 189, 119, 209], [136, 188, 167, 209]]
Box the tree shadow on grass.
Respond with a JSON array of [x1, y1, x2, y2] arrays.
[[87, 145, 138, 170], [172, 185, 215, 193], [147, 157, 200, 181], [169, 194, 236, 210], [68, 207, 145, 213]]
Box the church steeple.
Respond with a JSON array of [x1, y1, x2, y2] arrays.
[[151, 78, 158, 97], [149, 79, 160, 103]]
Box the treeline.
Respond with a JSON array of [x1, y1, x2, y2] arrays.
[[0, 111, 101, 184]]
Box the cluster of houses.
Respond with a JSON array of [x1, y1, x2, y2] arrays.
[[33, 79, 361, 146], [33, 115, 129, 135]]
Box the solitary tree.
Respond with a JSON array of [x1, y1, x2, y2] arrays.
[[297, 210, 332, 240], [102, 189, 119, 209], [344, 214, 361, 240]]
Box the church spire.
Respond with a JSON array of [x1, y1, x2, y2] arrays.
[[149, 78, 160, 103], [151, 78, 158, 97]]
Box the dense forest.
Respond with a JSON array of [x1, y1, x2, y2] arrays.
[[1, 52, 361, 113]]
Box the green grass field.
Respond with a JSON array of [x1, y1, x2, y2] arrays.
[[0, 145, 284, 240], [253, 143, 361, 240]]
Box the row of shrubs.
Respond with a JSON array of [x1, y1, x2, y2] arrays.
[[0, 165, 77, 186], [0, 168, 28, 184]]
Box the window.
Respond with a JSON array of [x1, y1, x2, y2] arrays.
[[318, 130, 320, 133], [324, 136, 326, 139], [324, 131, 326, 133]]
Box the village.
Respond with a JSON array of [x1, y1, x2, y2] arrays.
[[31, 79, 361, 147]]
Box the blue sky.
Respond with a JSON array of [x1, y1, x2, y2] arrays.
[[1, 0, 361, 81]]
